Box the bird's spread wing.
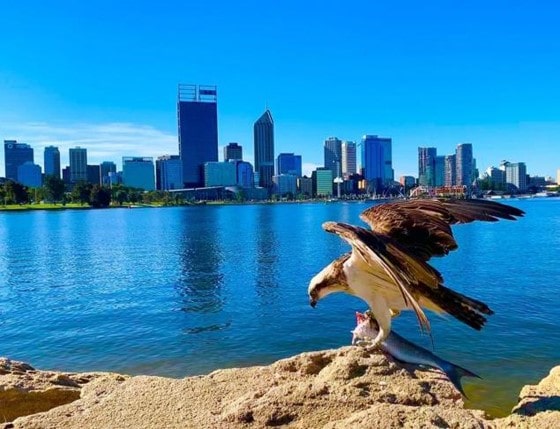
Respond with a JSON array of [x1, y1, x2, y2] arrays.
[[359, 199, 524, 261], [322, 221, 433, 333]]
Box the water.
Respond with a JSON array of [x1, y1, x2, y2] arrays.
[[1, 199, 559, 417]]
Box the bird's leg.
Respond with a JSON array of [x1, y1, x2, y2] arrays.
[[365, 298, 392, 350]]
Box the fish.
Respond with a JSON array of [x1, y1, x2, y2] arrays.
[[351, 311, 480, 396]]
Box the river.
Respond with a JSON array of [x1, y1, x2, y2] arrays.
[[1, 198, 559, 416]]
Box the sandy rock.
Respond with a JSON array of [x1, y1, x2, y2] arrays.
[[1, 351, 559, 428], [0, 357, 124, 425], [495, 366, 560, 428]]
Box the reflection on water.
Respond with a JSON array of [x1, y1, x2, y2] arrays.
[[177, 207, 224, 314], [255, 206, 279, 300]]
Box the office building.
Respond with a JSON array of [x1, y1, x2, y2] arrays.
[[87, 165, 101, 185], [69, 147, 87, 183], [254, 109, 275, 191], [156, 155, 183, 191], [418, 147, 437, 186], [312, 167, 333, 197], [223, 142, 243, 161], [456, 143, 473, 187], [341, 141, 357, 178], [557, 169, 560, 185], [435, 155, 445, 187], [178, 84, 218, 187], [324, 137, 342, 179], [234, 161, 254, 188], [486, 166, 506, 189], [444, 154, 456, 186], [273, 174, 297, 196], [299, 176, 313, 197], [505, 162, 527, 192], [122, 157, 155, 190], [100, 161, 117, 186], [108, 171, 122, 187], [399, 175, 416, 189], [204, 161, 236, 187], [17, 162, 42, 188], [361, 135, 393, 191], [4, 140, 33, 181], [44, 146, 61, 178], [276, 153, 302, 177], [62, 166, 71, 184]]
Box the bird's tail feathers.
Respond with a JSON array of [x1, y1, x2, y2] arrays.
[[418, 284, 493, 330]]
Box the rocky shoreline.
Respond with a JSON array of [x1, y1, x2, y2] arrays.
[[1, 348, 559, 428]]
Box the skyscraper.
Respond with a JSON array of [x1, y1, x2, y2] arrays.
[[341, 141, 357, 178], [223, 142, 243, 161], [276, 153, 302, 177], [361, 135, 393, 191], [435, 155, 445, 187], [456, 143, 473, 187], [253, 109, 274, 190], [69, 147, 87, 183], [4, 140, 33, 181], [418, 147, 437, 186], [444, 154, 456, 186], [44, 146, 61, 178], [178, 84, 218, 188], [324, 137, 342, 179]]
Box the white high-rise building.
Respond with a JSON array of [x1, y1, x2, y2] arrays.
[[341, 141, 356, 178], [505, 162, 527, 192]]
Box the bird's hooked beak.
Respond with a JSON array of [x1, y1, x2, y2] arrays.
[[309, 290, 318, 308]]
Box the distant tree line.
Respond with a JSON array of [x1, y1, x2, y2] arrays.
[[1, 177, 185, 208]]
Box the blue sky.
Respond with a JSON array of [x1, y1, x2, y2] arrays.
[[1, 1, 559, 178]]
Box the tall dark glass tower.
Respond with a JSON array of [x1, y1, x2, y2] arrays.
[[44, 146, 61, 178], [324, 137, 342, 179], [178, 84, 218, 188], [418, 147, 437, 187], [4, 140, 33, 181], [253, 109, 274, 191], [456, 143, 473, 187], [361, 135, 393, 191]]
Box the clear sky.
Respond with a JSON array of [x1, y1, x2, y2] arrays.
[[1, 0, 559, 178]]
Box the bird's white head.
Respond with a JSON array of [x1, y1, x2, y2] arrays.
[[308, 254, 350, 308]]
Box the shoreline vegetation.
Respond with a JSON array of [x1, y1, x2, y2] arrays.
[[2, 193, 560, 212], [1, 176, 558, 212]]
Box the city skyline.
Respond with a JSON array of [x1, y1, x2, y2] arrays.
[[1, 2, 560, 179]]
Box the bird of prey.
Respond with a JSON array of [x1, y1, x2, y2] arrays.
[[308, 198, 524, 348]]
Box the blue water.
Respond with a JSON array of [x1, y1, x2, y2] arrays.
[[1, 199, 559, 416]]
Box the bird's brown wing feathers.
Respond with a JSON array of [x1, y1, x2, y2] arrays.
[[322, 221, 432, 333], [359, 199, 524, 260]]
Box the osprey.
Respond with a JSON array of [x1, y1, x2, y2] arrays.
[[308, 198, 524, 348]]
